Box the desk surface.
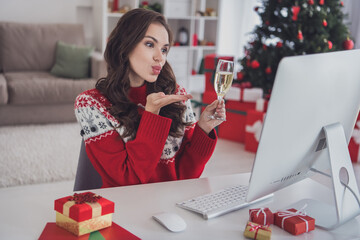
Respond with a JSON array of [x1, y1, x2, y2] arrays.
[[1, 173, 360, 240]]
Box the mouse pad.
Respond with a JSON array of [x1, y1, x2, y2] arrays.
[[38, 222, 141, 240]]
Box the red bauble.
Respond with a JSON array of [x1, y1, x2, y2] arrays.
[[237, 71, 244, 80], [323, 19, 327, 27], [328, 40, 333, 49], [292, 6, 300, 21], [265, 66, 272, 74], [343, 38, 354, 50], [308, 0, 314, 5], [254, 7, 259, 12], [319, 0, 325, 5], [297, 30, 304, 41], [251, 60, 260, 69], [276, 41, 283, 48], [263, 44, 267, 50]]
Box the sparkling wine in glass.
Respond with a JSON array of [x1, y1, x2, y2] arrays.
[[209, 59, 234, 121]]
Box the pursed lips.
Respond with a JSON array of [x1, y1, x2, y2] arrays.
[[152, 65, 162, 75]]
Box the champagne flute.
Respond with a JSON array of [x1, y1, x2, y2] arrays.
[[208, 59, 234, 121]]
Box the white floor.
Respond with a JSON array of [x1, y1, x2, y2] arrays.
[[202, 138, 255, 178]]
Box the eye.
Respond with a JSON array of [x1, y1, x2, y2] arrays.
[[161, 47, 169, 54], [145, 41, 154, 48]]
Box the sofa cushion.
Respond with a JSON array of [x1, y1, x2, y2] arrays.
[[50, 41, 94, 79], [0, 22, 85, 72], [5, 72, 96, 105]]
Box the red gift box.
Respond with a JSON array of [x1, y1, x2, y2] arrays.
[[274, 208, 315, 235], [54, 192, 114, 222], [349, 113, 360, 162], [204, 54, 234, 93], [219, 100, 256, 143], [245, 110, 266, 153], [249, 207, 274, 226]]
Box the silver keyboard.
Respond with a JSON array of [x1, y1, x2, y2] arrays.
[[176, 185, 273, 220]]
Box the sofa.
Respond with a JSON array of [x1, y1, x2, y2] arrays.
[[0, 22, 106, 126]]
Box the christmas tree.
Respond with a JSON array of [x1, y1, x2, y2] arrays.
[[238, 0, 355, 98]]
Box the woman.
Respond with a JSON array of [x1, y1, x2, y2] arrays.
[[74, 8, 225, 188]]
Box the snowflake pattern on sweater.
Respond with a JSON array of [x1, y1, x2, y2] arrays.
[[74, 85, 196, 163]]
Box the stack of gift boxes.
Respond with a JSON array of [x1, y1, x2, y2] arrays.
[[203, 54, 360, 158], [202, 54, 267, 152], [244, 206, 315, 239]]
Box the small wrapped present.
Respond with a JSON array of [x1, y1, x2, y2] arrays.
[[274, 208, 315, 235], [249, 207, 274, 226], [54, 192, 115, 236], [244, 221, 272, 240]]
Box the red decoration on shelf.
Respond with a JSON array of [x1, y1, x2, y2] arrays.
[[297, 30, 304, 41], [319, 0, 325, 5], [251, 60, 260, 69], [322, 19, 327, 27], [68, 192, 102, 204], [328, 40, 333, 49], [113, 0, 119, 12], [343, 38, 354, 50], [292, 6, 300, 21]]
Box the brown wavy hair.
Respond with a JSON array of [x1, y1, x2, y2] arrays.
[[96, 8, 189, 140]]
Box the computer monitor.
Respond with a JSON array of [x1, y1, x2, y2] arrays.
[[246, 49, 360, 230]]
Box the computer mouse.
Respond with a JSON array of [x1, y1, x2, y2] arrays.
[[152, 212, 187, 232]]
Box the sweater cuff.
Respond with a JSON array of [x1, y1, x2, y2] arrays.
[[137, 111, 172, 142], [191, 124, 217, 156]]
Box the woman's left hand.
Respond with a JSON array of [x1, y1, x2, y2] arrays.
[[197, 99, 226, 135]]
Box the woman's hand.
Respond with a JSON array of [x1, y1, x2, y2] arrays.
[[197, 99, 226, 135], [145, 92, 193, 115]]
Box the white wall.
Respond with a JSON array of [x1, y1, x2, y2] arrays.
[[217, 0, 260, 69]]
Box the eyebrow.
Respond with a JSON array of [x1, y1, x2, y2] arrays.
[[144, 35, 170, 47]]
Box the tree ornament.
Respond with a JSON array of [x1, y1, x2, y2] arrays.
[[246, 59, 251, 67], [237, 71, 244, 80], [297, 30, 304, 42], [342, 38, 354, 50], [265, 20, 270, 25], [276, 41, 283, 48], [263, 44, 268, 50], [340, 1, 344, 6], [254, 7, 259, 12], [328, 40, 333, 49], [308, 0, 314, 5], [319, 0, 325, 5], [265, 66, 272, 74], [292, 6, 301, 21], [251, 60, 260, 69], [322, 19, 327, 27]]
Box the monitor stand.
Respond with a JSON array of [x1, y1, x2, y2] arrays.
[[289, 122, 360, 230]]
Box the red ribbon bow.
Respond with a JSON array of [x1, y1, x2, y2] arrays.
[[248, 222, 271, 239]]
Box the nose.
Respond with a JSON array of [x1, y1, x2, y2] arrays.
[[153, 48, 164, 63]]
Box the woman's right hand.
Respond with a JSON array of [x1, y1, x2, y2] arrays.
[[145, 92, 193, 115]]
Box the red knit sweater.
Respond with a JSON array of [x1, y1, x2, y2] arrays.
[[74, 84, 217, 188]]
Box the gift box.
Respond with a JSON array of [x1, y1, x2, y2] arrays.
[[349, 113, 360, 162], [204, 54, 234, 92], [249, 207, 274, 226], [274, 208, 315, 235], [245, 110, 266, 153], [224, 86, 263, 103], [54, 192, 115, 236], [243, 221, 272, 240]]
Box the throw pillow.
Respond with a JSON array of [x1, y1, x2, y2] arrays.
[[50, 41, 94, 79]]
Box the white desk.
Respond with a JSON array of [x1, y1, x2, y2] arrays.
[[1, 173, 360, 240]]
